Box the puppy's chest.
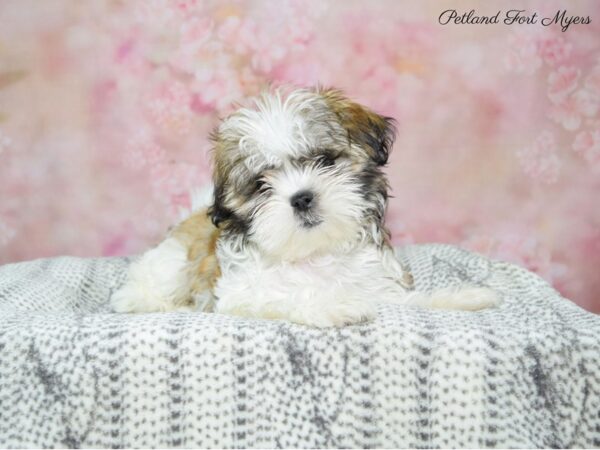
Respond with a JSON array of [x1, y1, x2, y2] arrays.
[[216, 246, 405, 297]]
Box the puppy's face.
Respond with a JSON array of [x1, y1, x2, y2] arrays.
[[210, 88, 395, 261]]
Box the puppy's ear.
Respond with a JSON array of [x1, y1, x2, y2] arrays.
[[208, 182, 231, 228], [321, 88, 396, 166], [208, 128, 232, 228]]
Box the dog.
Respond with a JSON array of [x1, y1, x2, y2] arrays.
[[111, 86, 499, 327]]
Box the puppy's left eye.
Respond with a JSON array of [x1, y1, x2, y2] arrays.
[[254, 178, 267, 193], [319, 154, 337, 167]]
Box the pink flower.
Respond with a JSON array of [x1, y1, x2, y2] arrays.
[[192, 65, 244, 112], [505, 31, 542, 74], [148, 161, 203, 212], [123, 129, 166, 169], [585, 68, 600, 96], [547, 66, 580, 104], [252, 49, 286, 74], [538, 36, 572, 66], [534, 129, 556, 150], [180, 16, 212, 49], [134, 0, 177, 28], [217, 16, 258, 55], [549, 95, 581, 131], [573, 88, 600, 117], [516, 130, 561, 184], [572, 129, 600, 165], [145, 82, 193, 135]]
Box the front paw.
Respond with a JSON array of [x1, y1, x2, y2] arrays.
[[421, 286, 501, 311], [111, 282, 155, 313], [111, 237, 193, 313], [453, 287, 501, 311], [288, 299, 377, 328], [111, 281, 197, 313]]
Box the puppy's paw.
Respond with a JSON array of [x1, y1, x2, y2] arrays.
[[413, 286, 501, 311], [216, 294, 376, 328], [111, 280, 196, 313], [453, 287, 501, 311], [395, 286, 501, 311], [111, 282, 149, 313], [111, 237, 193, 313], [289, 299, 377, 328]]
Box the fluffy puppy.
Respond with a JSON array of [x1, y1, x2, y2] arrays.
[[111, 87, 499, 327]]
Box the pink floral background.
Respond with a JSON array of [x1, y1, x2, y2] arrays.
[[0, 0, 599, 313]]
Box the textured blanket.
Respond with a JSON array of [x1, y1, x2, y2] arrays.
[[0, 244, 599, 448]]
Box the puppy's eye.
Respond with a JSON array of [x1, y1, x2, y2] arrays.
[[319, 154, 337, 167], [254, 178, 267, 193]]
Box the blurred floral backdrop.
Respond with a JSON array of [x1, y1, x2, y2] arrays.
[[0, 0, 599, 312]]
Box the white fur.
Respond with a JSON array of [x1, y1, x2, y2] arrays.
[[111, 237, 194, 313], [213, 240, 499, 327], [250, 164, 367, 261], [112, 232, 500, 325], [220, 90, 325, 162], [399, 286, 500, 310]]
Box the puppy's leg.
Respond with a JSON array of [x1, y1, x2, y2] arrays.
[[215, 288, 376, 328], [111, 236, 194, 313], [214, 263, 377, 328], [111, 208, 220, 313], [379, 244, 500, 311], [399, 286, 500, 311], [286, 296, 377, 328]]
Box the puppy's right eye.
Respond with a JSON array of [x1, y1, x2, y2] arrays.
[[320, 155, 336, 167], [252, 177, 269, 195], [317, 150, 340, 167]]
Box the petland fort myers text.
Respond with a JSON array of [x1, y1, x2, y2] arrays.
[[439, 9, 591, 32]]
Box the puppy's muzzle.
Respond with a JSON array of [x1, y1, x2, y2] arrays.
[[290, 190, 314, 212]]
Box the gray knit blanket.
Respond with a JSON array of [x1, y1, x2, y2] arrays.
[[0, 244, 599, 448]]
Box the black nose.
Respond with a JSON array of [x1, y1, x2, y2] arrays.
[[290, 190, 314, 211]]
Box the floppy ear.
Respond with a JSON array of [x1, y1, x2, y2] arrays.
[[208, 181, 231, 227], [208, 128, 233, 228], [321, 88, 396, 165]]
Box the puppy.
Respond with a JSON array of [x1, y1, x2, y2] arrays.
[[111, 87, 499, 327]]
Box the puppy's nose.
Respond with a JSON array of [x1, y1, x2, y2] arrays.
[[290, 190, 314, 211]]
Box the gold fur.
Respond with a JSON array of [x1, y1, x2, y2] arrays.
[[170, 208, 221, 310], [320, 87, 393, 165]]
